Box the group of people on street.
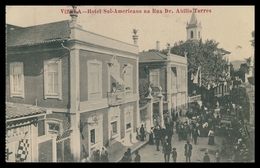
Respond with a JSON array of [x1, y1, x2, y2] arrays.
[[82, 146, 109, 162], [121, 148, 141, 162]]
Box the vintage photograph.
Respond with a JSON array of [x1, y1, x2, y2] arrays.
[[6, 5, 254, 162]]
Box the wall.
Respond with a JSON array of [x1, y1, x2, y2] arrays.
[[159, 67, 167, 93], [79, 49, 137, 101], [80, 108, 108, 157], [6, 49, 69, 109]]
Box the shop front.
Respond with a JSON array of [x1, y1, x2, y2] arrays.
[[6, 103, 46, 162]]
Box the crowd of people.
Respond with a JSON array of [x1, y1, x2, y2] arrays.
[[82, 96, 253, 163], [220, 122, 253, 162]]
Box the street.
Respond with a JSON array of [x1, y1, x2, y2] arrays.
[[137, 126, 229, 163]]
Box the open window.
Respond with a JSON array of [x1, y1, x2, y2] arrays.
[[171, 67, 177, 92], [123, 64, 133, 94], [190, 31, 194, 38], [44, 118, 64, 135]]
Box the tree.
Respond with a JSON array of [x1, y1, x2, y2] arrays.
[[169, 39, 230, 93], [237, 63, 250, 82], [250, 30, 255, 48]]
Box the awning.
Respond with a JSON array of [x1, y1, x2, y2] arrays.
[[111, 73, 124, 84]]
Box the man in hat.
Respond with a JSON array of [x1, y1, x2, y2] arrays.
[[203, 152, 210, 162], [184, 140, 193, 162], [163, 141, 172, 162], [121, 152, 128, 162], [171, 148, 177, 162]]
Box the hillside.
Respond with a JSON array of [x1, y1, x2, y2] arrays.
[[231, 60, 246, 70]]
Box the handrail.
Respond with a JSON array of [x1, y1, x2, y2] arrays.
[[139, 103, 149, 110]]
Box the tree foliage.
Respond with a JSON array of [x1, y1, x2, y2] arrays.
[[250, 30, 255, 48], [170, 39, 230, 86]]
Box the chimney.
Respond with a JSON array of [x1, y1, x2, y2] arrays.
[[156, 41, 160, 51], [132, 29, 138, 45]]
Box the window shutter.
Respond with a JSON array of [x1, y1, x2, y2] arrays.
[[58, 59, 62, 100], [9, 62, 24, 98], [44, 61, 48, 99], [21, 72, 25, 98], [9, 64, 14, 97]]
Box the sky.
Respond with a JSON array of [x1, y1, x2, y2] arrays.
[[6, 5, 255, 61]]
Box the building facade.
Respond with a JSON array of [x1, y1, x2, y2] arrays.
[[139, 45, 188, 124], [6, 10, 139, 162]]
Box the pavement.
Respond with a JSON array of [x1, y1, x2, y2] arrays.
[[107, 128, 228, 163], [136, 130, 229, 162], [108, 135, 149, 162]]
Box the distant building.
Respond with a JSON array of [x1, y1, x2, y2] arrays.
[[186, 10, 202, 41], [139, 42, 188, 122]]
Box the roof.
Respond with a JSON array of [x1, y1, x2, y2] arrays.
[[189, 11, 198, 25], [7, 20, 71, 47], [139, 51, 167, 63], [6, 102, 46, 121]]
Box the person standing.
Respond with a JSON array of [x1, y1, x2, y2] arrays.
[[163, 141, 171, 162], [208, 129, 215, 145], [134, 150, 141, 162], [171, 148, 177, 162], [184, 140, 193, 162], [215, 149, 220, 162], [149, 127, 154, 145], [154, 125, 161, 151], [126, 148, 132, 162], [121, 152, 128, 162], [93, 149, 100, 162], [100, 147, 109, 162], [192, 127, 200, 145], [203, 152, 210, 162], [140, 124, 145, 141]]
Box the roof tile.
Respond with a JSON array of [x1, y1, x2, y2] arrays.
[[6, 103, 45, 120], [7, 20, 71, 47], [139, 51, 167, 62]]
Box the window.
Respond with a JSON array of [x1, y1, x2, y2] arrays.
[[125, 111, 131, 130], [181, 69, 186, 90], [90, 129, 95, 145], [190, 31, 194, 38], [90, 127, 100, 146], [44, 59, 62, 100], [171, 67, 177, 91], [149, 69, 159, 86], [88, 60, 102, 100], [45, 119, 63, 135], [124, 64, 133, 94], [177, 67, 181, 89], [9, 62, 24, 98], [111, 121, 118, 136], [38, 120, 45, 137], [220, 85, 223, 95]]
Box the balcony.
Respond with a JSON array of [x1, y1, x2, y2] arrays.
[[107, 91, 125, 107], [188, 94, 201, 103]]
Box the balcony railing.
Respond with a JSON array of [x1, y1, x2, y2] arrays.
[[188, 94, 201, 103], [107, 91, 125, 107]]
